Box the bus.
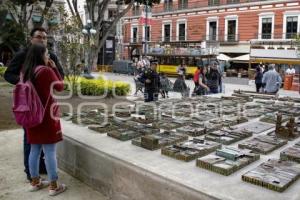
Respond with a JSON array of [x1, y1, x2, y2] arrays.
[[147, 40, 218, 79]]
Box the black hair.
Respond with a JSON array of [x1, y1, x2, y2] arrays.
[[23, 44, 47, 82], [30, 27, 47, 37]]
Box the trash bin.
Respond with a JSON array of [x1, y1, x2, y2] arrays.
[[283, 75, 293, 90]]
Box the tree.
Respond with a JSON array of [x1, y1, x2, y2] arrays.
[[1, 0, 54, 42], [66, 0, 160, 71], [0, 19, 26, 54], [55, 5, 83, 95]]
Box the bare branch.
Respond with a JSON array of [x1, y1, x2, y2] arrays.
[[72, 0, 83, 28], [26, 4, 34, 24], [95, 0, 110, 31], [95, 1, 104, 27], [66, 0, 75, 17]]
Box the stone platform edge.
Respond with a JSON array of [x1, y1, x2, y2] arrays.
[[57, 135, 220, 200]]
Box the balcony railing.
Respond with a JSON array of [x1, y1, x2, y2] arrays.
[[123, 36, 219, 56], [226, 34, 239, 42], [151, 0, 265, 14], [164, 4, 173, 12], [124, 33, 240, 44], [124, 35, 191, 43], [256, 32, 300, 40], [203, 33, 239, 43]]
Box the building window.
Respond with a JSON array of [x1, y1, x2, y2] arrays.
[[208, 0, 220, 6], [227, 0, 239, 4], [132, 27, 138, 43], [227, 20, 237, 41], [261, 18, 272, 39], [164, 24, 171, 42], [209, 21, 217, 40], [178, 23, 186, 41], [132, 4, 140, 16], [144, 26, 150, 41], [164, 0, 173, 12], [286, 16, 298, 39], [178, 0, 188, 10], [258, 13, 274, 40]]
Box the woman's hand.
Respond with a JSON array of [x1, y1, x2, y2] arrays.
[[48, 59, 56, 69]]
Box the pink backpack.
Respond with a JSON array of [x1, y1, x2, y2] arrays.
[[12, 66, 50, 128]]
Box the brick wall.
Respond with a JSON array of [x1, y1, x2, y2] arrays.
[[123, 0, 299, 42]]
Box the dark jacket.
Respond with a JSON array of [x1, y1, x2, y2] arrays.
[[206, 69, 221, 90], [141, 69, 160, 92], [4, 48, 64, 85], [255, 69, 263, 84]]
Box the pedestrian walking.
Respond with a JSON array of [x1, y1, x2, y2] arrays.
[[193, 66, 201, 87], [177, 61, 187, 77], [262, 64, 282, 94], [193, 66, 209, 96], [173, 74, 190, 97], [255, 66, 263, 93], [141, 60, 160, 102], [159, 73, 172, 98], [206, 64, 222, 94]]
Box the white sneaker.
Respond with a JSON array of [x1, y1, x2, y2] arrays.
[[49, 183, 67, 196], [29, 178, 49, 192]]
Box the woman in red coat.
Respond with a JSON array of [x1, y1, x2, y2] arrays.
[[22, 44, 66, 196]]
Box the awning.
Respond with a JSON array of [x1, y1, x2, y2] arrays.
[[217, 53, 231, 61], [231, 54, 250, 62], [32, 15, 42, 23], [250, 49, 299, 60], [219, 44, 250, 54], [250, 49, 300, 65], [251, 58, 300, 65]]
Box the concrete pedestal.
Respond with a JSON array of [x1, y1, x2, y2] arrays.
[[57, 120, 300, 200]]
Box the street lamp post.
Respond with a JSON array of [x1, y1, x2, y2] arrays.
[[144, 0, 149, 57], [82, 19, 97, 76]]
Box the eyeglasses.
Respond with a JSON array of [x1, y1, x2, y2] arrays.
[[33, 35, 47, 40]]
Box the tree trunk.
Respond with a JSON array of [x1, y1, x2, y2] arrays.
[[89, 1, 134, 70]]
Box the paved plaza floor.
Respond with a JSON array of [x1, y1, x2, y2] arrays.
[[0, 129, 108, 200], [96, 72, 299, 98]]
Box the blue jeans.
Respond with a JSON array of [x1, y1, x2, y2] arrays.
[[29, 143, 58, 181], [24, 130, 47, 180]]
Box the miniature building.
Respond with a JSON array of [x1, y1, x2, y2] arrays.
[[196, 147, 260, 176], [161, 138, 221, 162], [275, 113, 296, 138], [242, 159, 300, 192]]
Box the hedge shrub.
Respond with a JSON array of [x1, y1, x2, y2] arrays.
[[65, 76, 130, 97]]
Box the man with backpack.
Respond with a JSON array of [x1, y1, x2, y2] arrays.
[[4, 27, 64, 182]]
